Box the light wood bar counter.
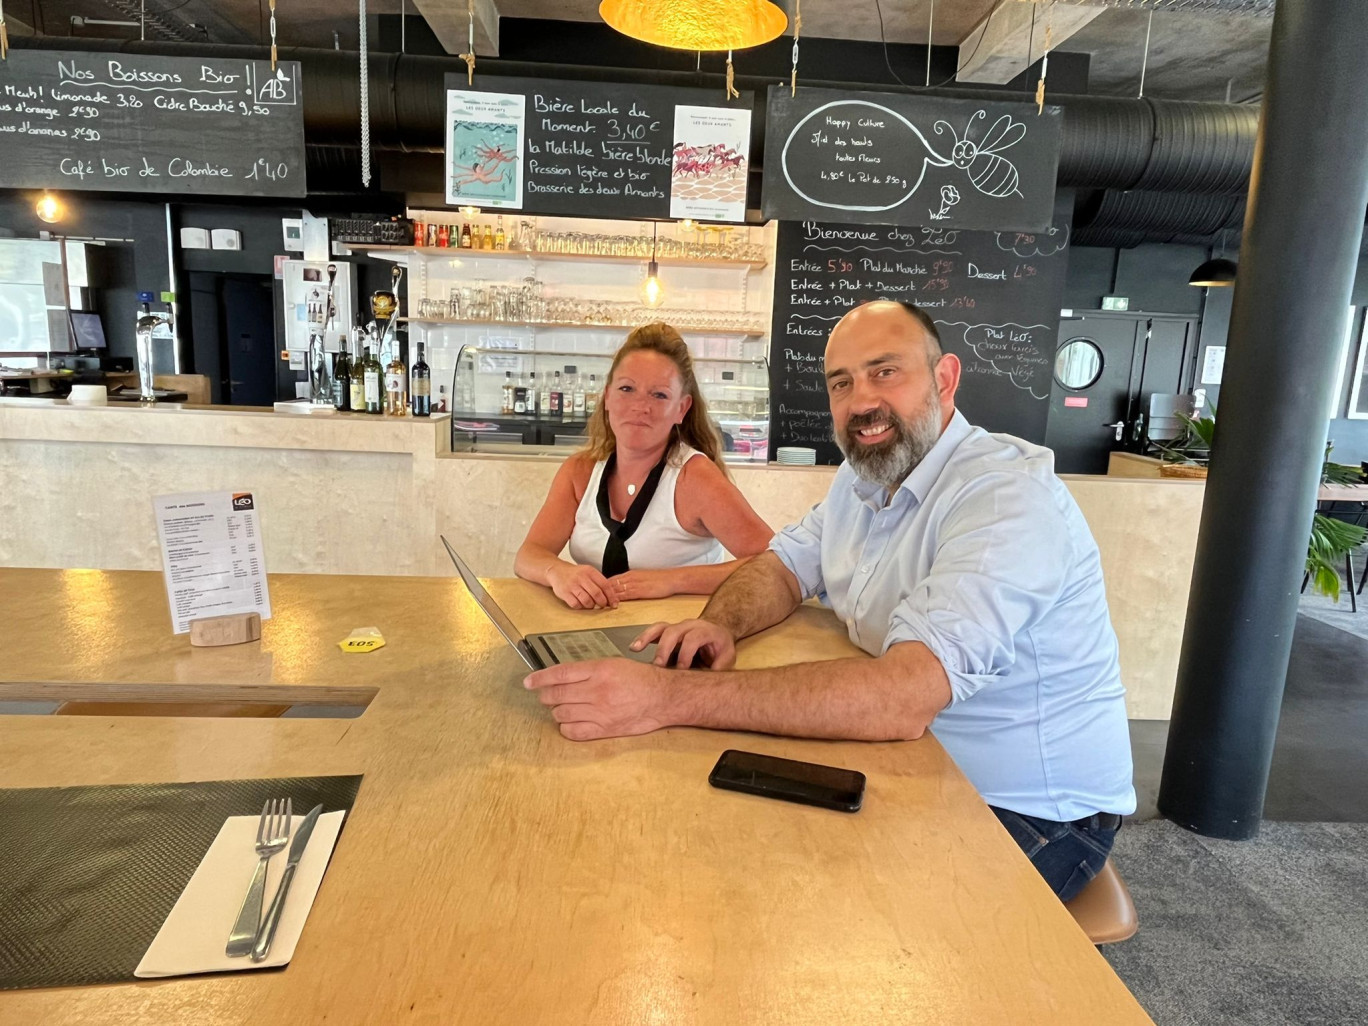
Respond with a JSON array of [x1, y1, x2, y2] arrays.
[[0, 568, 1150, 1024]]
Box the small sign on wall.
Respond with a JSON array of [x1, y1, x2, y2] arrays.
[[1064, 396, 1089, 408], [1201, 346, 1227, 385]]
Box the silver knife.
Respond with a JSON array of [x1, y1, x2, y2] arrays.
[[250, 803, 323, 962]]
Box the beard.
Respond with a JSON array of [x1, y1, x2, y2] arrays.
[[834, 389, 944, 491]]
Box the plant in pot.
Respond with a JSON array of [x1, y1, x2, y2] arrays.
[[1156, 412, 1366, 600]]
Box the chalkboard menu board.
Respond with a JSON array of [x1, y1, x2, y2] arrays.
[[444, 75, 753, 222], [769, 199, 1072, 464], [763, 85, 1060, 233], [0, 49, 306, 198]]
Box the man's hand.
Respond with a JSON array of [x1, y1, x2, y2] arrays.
[[631, 619, 737, 670], [545, 563, 618, 610], [524, 658, 673, 740]]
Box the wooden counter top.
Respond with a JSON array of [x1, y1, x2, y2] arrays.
[[0, 568, 1150, 1024]]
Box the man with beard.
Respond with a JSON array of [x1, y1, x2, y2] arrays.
[[525, 300, 1135, 900]]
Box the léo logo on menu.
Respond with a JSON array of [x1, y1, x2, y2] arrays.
[[231, 493, 255, 511]]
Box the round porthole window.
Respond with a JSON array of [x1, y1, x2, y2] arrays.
[[1054, 338, 1103, 390]]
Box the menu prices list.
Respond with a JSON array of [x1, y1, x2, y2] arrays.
[[0, 49, 306, 198], [445, 75, 752, 221], [154, 490, 272, 634], [769, 210, 1072, 464]]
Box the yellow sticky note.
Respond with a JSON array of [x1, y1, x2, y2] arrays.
[[338, 627, 386, 653]]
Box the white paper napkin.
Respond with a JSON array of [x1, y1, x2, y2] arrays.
[[135, 810, 346, 977]]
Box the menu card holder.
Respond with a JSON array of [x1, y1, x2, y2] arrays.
[[189, 613, 262, 648]]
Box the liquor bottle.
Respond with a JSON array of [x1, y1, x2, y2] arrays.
[[460, 223, 472, 249], [494, 216, 506, 251], [483, 224, 494, 250], [385, 345, 408, 416], [363, 346, 383, 414], [437, 224, 450, 248], [549, 370, 563, 418], [572, 373, 587, 418], [539, 373, 552, 419], [501, 371, 514, 415], [528, 371, 540, 416], [410, 341, 431, 417], [585, 373, 599, 416], [513, 371, 528, 415], [436, 384, 449, 413], [562, 366, 577, 421], [332, 341, 352, 411]]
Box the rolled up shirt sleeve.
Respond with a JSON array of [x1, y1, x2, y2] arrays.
[[768, 500, 827, 601], [883, 474, 1072, 703]]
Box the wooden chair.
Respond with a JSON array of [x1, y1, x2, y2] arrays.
[[1065, 859, 1138, 945]]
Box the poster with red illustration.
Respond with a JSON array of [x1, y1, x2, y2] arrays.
[[670, 105, 752, 223]]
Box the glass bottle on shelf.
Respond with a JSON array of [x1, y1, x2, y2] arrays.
[[436, 384, 449, 414], [348, 320, 367, 411], [501, 371, 514, 415], [494, 217, 507, 251], [410, 341, 431, 417], [549, 370, 563, 418], [363, 346, 383, 415], [437, 224, 450, 248], [332, 338, 352, 411], [513, 371, 528, 415], [385, 345, 408, 416], [483, 224, 494, 250], [528, 371, 539, 416], [562, 366, 577, 421], [585, 373, 599, 416], [572, 373, 587, 418], [460, 223, 472, 249]]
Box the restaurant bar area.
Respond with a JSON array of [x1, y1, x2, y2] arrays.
[[4, 2, 1368, 1024]]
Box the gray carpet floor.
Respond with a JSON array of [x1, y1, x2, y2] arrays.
[[1104, 819, 1368, 1025], [1298, 574, 1368, 642]]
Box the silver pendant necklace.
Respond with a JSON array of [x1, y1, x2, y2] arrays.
[[626, 483, 637, 496]]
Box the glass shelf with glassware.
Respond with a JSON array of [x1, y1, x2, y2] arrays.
[[444, 343, 770, 462]]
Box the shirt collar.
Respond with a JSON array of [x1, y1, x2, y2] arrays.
[[849, 408, 973, 509]]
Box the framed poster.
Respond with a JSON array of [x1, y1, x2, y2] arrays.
[[445, 89, 526, 209]]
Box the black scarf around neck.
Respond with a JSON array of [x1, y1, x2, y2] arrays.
[[596, 449, 671, 577]]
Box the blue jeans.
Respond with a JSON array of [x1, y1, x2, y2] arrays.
[[990, 806, 1118, 903]]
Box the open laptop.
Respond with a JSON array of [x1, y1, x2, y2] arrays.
[[441, 536, 661, 670]]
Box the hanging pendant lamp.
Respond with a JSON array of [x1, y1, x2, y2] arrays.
[[599, 0, 787, 52], [1188, 257, 1238, 287]]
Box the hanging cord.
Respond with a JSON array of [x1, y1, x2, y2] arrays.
[[359, 0, 371, 186], [924, 0, 933, 87], [790, 0, 802, 97], [1138, 8, 1153, 98], [0, 0, 9, 61], [458, 0, 476, 84], [268, 0, 278, 70], [1035, 12, 1052, 115], [725, 49, 738, 100]]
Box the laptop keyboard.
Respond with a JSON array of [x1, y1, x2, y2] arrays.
[[544, 631, 621, 663]]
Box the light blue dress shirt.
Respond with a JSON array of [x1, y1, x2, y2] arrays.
[[770, 410, 1136, 821]]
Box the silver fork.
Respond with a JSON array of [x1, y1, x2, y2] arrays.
[[226, 798, 292, 957]]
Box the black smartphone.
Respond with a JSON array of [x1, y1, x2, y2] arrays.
[[708, 749, 866, 813]]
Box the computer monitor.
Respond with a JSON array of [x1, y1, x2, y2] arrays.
[[69, 311, 106, 350]]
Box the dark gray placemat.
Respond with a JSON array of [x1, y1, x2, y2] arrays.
[[0, 774, 362, 990]]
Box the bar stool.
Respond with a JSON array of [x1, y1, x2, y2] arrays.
[[1064, 859, 1138, 945]]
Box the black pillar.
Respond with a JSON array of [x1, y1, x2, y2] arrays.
[[1158, 3, 1368, 839]]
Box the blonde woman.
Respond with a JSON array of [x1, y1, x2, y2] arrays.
[[515, 323, 773, 609]]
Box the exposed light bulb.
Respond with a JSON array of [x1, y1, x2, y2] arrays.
[[35, 192, 63, 224], [459, 205, 480, 218], [641, 260, 665, 308], [678, 218, 697, 232]]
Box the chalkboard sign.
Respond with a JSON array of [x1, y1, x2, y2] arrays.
[[0, 49, 306, 198], [444, 75, 753, 221], [763, 85, 1060, 233], [768, 198, 1072, 464]]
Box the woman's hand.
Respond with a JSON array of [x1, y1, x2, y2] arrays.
[[609, 569, 677, 602], [546, 562, 618, 609]]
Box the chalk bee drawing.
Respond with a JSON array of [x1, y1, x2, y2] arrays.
[[933, 111, 1026, 198]]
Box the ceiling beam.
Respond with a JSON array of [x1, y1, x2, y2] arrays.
[[957, 1, 1105, 84], [413, 0, 500, 57]]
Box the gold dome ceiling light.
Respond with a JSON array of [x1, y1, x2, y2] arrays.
[[599, 0, 788, 52]]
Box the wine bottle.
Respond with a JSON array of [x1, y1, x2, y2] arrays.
[[363, 346, 383, 414], [332, 341, 352, 411], [385, 345, 408, 416], [410, 341, 431, 417]]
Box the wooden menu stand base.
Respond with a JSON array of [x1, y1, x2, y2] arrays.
[[189, 612, 262, 647]]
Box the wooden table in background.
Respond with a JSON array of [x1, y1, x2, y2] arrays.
[[0, 568, 1152, 1024]]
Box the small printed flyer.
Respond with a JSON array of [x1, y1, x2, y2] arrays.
[[445, 89, 527, 209], [670, 104, 752, 222], [153, 490, 272, 634]]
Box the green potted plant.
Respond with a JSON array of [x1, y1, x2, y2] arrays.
[[1152, 409, 1215, 479], [1307, 445, 1368, 600]]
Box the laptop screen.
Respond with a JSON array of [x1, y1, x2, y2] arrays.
[[440, 536, 534, 668]]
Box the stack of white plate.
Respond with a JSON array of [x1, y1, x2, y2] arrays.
[[776, 447, 817, 465]]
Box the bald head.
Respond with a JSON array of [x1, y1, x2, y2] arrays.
[[827, 301, 943, 370]]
